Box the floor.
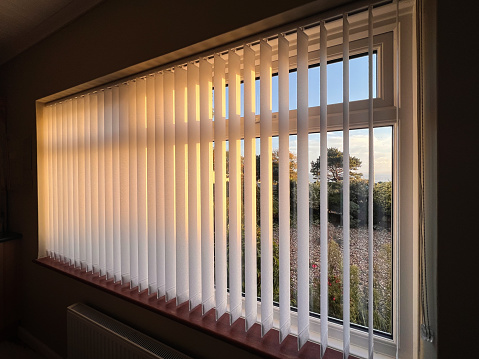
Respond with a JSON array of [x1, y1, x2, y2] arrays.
[[0, 339, 45, 359]]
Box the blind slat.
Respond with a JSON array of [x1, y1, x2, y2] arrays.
[[137, 78, 148, 292], [146, 75, 158, 294], [67, 99, 74, 265], [155, 74, 166, 298], [84, 97, 92, 272], [368, 5, 375, 358], [200, 59, 215, 315], [78, 97, 87, 269], [342, 14, 351, 359], [104, 89, 114, 279], [243, 44, 257, 332], [320, 20, 329, 357], [228, 50, 242, 325], [278, 33, 291, 344], [260, 40, 273, 337], [62, 102, 69, 263], [112, 86, 121, 282], [128, 82, 139, 288], [297, 28, 310, 350], [98, 92, 106, 276], [214, 54, 227, 320], [164, 71, 177, 301], [175, 67, 189, 306], [188, 63, 202, 311], [119, 84, 131, 284], [90, 94, 99, 272]]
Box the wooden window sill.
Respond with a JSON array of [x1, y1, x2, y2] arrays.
[[34, 256, 356, 359]]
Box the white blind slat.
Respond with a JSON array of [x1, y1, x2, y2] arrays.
[[228, 50, 242, 325], [320, 20, 329, 357], [84, 97, 92, 271], [112, 86, 121, 282], [343, 14, 351, 359], [98, 92, 106, 276], [119, 84, 130, 284], [128, 81, 139, 288], [368, 5, 375, 358], [297, 28, 310, 350], [187, 62, 202, 311], [164, 71, 177, 301], [62, 102, 69, 263], [104, 89, 114, 278], [175, 66, 189, 306], [146, 75, 157, 294], [67, 99, 74, 265], [260, 39, 274, 337], [278, 33, 291, 344], [90, 94, 99, 272], [47, 106, 53, 257], [214, 54, 227, 320], [78, 97, 87, 269], [243, 44, 257, 332], [200, 59, 215, 315], [72, 98, 80, 268], [155, 74, 166, 298], [137, 78, 148, 292]]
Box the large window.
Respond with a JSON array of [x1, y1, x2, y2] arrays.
[[37, 2, 417, 358]]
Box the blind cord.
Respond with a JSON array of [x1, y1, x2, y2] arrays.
[[417, 0, 433, 344]]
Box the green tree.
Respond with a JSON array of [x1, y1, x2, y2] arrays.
[[310, 147, 362, 182]]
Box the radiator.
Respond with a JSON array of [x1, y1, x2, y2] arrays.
[[67, 303, 192, 359]]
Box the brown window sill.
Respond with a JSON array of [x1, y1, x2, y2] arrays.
[[34, 257, 357, 359]]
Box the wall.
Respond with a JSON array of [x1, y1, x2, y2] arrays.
[[0, 0, 349, 357], [436, 1, 478, 358]]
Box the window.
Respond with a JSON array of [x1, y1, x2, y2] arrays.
[[36, 1, 417, 358]]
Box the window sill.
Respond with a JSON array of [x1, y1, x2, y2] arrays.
[[34, 256, 357, 359]]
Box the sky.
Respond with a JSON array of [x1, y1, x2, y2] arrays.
[[224, 53, 392, 183]]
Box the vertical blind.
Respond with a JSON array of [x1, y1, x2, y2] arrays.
[[37, 2, 395, 357]]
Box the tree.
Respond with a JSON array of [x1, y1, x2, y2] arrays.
[[256, 150, 298, 182], [310, 147, 362, 182]]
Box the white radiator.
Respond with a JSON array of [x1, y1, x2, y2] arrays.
[[67, 303, 192, 359]]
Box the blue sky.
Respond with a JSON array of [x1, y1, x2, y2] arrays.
[[223, 53, 392, 182]]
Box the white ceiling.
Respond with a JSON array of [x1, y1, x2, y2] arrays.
[[0, 0, 104, 65]]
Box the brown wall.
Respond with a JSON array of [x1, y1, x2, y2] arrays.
[[1, 0, 477, 357], [0, 0, 338, 357]]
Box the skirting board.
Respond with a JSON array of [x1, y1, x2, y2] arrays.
[[17, 326, 63, 359]]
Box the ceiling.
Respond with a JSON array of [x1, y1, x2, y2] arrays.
[[0, 0, 104, 65]]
